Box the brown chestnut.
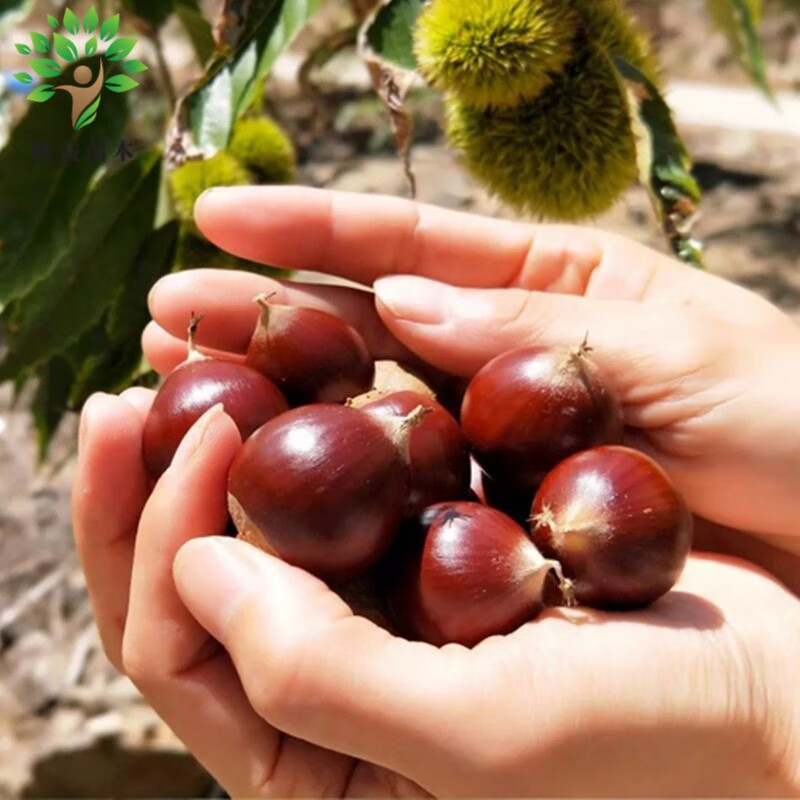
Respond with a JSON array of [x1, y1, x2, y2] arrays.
[[228, 404, 428, 578], [384, 502, 573, 647], [359, 391, 471, 514], [246, 295, 374, 405], [530, 446, 693, 609], [143, 315, 288, 478], [348, 360, 436, 408], [461, 341, 623, 491]]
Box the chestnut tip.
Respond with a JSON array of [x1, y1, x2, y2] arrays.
[[186, 312, 208, 363]]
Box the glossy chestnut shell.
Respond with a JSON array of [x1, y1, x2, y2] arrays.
[[246, 298, 374, 405], [360, 391, 471, 514], [228, 404, 410, 578], [384, 502, 570, 647], [461, 344, 623, 490], [143, 358, 288, 478], [530, 446, 693, 609]]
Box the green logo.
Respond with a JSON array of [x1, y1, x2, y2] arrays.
[[13, 7, 148, 130]]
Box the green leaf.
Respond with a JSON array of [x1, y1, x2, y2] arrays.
[[15, 43, 32, 54], [63, 7, 79, 34], [99, 12, 120, 41], [31, 355, 74, 460], [85, 36, 98, 56], [31, 31, 51, 54], [105, 36, 138, 61], [28, 58, 61, 77], [188, 67, 234, 150], [69, 221, 180, 405], [26, 83, 56, 101], [53, 32, 79, 62], [611, 56, 705, 269], [121, 0, 175, 28], [0, 150, 163, 382], [181, 0, 322, 151], [364, 0, 423, 72], [175, 0, 215, 65], [83, 5, 98, 32], [14, 72, 33, 84], [74, 94, 102, 130], [0, 78, 127, 309], [705, 0, 772, 98], [122, 58, 148, 73], [105, 73, 140, 92], [47, 14, 59, 28]]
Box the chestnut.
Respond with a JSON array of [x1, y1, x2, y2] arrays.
[[359, 391, 471, 514], [143, 315, 288, 478], [461, 341, 623, 491], [348, 360, 436, 408], [228, 404, 428, 578], [530, 446, 693, 609], [246, 295, 374, 405], [384, 502, 573, 647]]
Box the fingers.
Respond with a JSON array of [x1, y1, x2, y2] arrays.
[[119, 387, 156, 423], [81, 404, 355, 797], [117, 407, 304, 796], [373, 275, 690, 397], [71, 392, 152, 668], [144, 268, 413, 373], [123, 405, 240, 676], [174, 537, 467, 785], [194, 187, 687, 292]]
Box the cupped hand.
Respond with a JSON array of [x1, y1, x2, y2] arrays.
[[148, 186, 800, 546], [72, 392, 800, 797]]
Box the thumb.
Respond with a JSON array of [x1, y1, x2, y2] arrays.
[[173, 536, 468, 784], [373, 275, 702, 400]]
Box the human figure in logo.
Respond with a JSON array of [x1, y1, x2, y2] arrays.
[[56, 61, 104, 129]]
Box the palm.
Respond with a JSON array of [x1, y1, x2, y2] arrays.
[[184, 552, 795, 798]]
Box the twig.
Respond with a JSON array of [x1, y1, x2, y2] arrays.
[[48, 577, 66, 639], [0, 565, 69, 632], [0, 554, 56, 587], [149, 27, 177, 111], [63, 623, 98, 690]]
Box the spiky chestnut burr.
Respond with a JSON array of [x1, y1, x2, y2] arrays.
[[414, 0, 579, 109]]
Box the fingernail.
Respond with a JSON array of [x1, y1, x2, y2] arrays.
[[78, 393, 109, 455], [147, 275, 166, 311], [170, 404, 225, 470], [174, 538, 260, 635], [78, 400, 95, 454], [194, 187, 229, 217], [374, 276, 448, 324]]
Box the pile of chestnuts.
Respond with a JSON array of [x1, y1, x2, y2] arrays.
[[144, 299, 693, 647]]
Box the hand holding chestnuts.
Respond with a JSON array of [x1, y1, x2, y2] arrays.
[[145, 307, 693, 647]]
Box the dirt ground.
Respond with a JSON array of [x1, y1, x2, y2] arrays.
[[1, 1, 799, 796]]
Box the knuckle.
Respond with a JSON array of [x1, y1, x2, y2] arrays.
[[120, 637, 154, 686], [495, 291, 554, 345], [245, 640, 309, 724]]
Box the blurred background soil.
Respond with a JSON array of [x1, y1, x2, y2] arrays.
[[0, 0, 798, 795]]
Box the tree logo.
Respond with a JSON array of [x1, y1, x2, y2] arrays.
[[13, 7, 148, 130]]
